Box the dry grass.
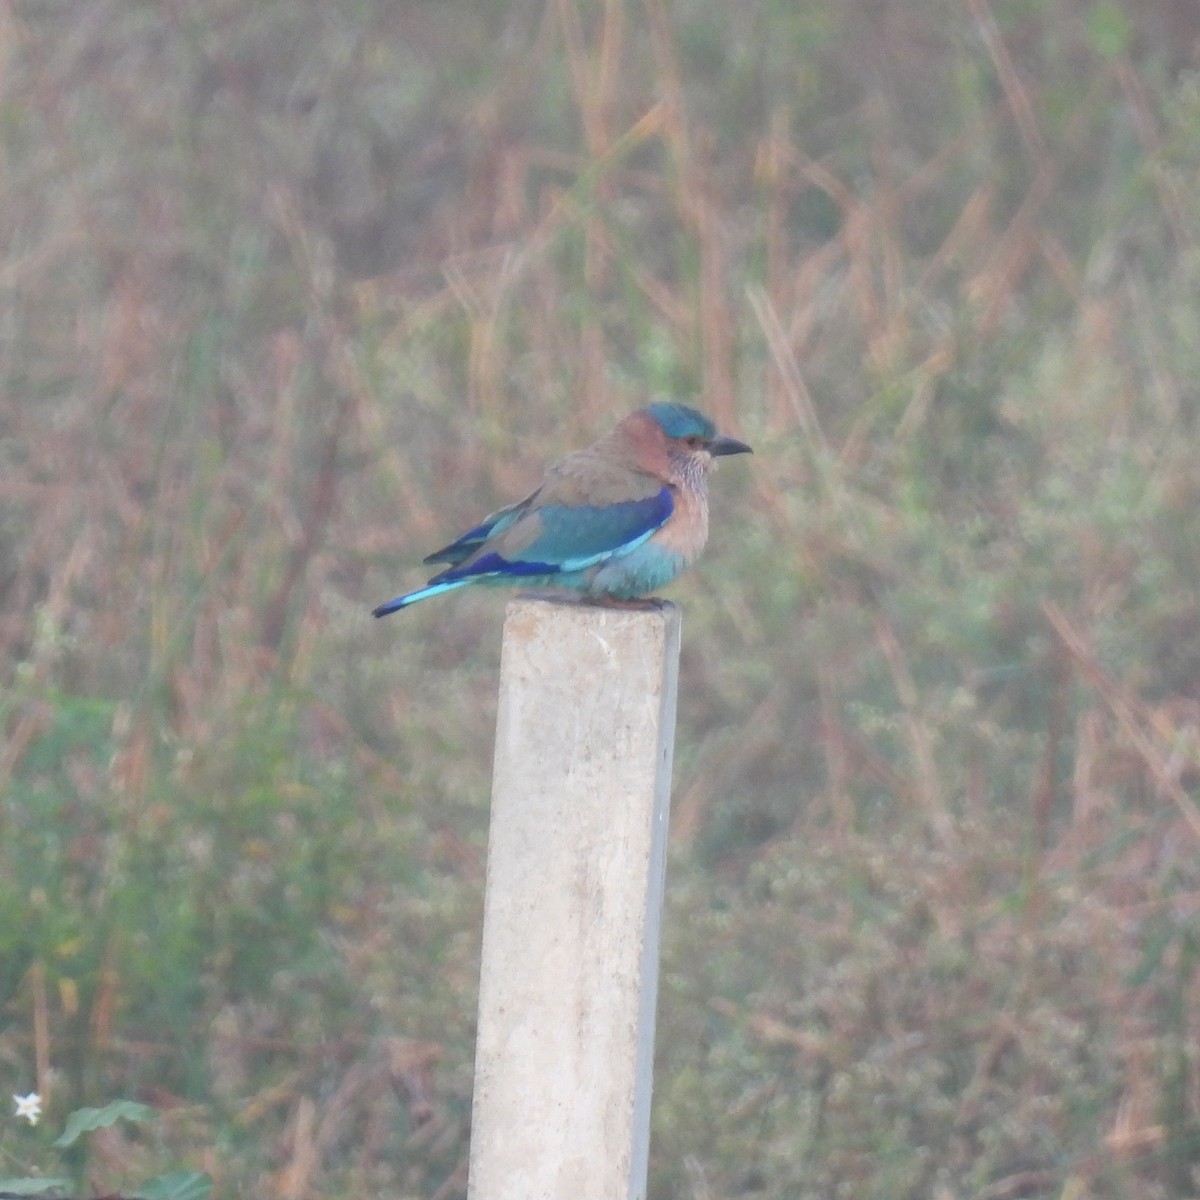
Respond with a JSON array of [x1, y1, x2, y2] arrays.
[[3, 1, 1200, 1196]]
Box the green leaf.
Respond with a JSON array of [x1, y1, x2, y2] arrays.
[[133, 1172, 213, 1200], [0, 1179, 71, 1196], [52, 1100, 157, 1148]]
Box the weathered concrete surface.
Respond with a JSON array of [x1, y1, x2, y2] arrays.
[[467, 598, 682, 1200]]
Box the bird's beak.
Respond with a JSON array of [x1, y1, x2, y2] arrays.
[[708, 434, 753, 457]]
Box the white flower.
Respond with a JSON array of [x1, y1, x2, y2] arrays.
[[13, 1092, 42, 1126]]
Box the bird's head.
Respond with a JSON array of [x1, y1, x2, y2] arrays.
[[623, 402, 752, 481]]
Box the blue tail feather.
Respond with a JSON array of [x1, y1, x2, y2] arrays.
[[371, 578, 473, 617]]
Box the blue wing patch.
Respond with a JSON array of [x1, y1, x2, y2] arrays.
[[525, 491, 674, 569], [434, 489, 674, 583], [438, 552, 556, 580]]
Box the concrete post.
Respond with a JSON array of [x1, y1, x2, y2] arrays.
[[467, 598, 682, 1200]]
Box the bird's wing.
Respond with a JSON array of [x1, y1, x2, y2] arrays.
[[422, 491, 539, 566], [431, 461, 673, 584]]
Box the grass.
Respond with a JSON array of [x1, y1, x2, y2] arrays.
[[2, 0, 1200, 1196]]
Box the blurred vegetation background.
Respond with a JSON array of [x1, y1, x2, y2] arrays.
[[3, 0, 1200, 1196]]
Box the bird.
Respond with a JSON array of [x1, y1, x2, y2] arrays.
[[371, 402, 752, 617]]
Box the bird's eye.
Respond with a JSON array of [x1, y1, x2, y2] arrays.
[[684, 435, 704, 448]]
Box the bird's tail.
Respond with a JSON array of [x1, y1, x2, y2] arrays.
[[371, 578, 472, 617]]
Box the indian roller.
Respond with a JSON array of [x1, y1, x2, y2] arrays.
[[372, 403, 752, 616]]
